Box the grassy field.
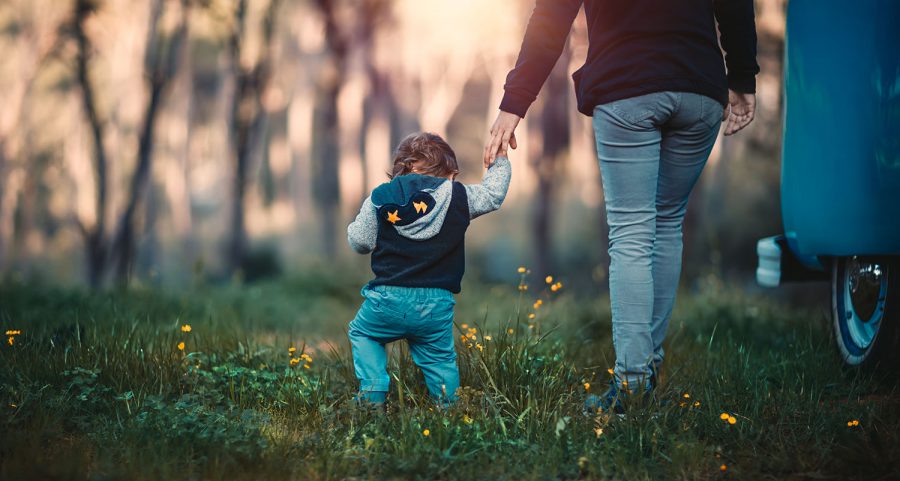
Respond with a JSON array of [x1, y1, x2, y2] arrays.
[[1, 270, 898, 481]]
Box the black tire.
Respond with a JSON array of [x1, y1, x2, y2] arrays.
[[832, 256, 900, 371]]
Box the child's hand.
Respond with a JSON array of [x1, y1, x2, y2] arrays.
[[484, 111, 521, 167]]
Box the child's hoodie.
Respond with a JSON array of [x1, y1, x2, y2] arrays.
[[348, 157, 511, 293]]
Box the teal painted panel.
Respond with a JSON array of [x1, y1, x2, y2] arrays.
[[782, 0, 900, 260]]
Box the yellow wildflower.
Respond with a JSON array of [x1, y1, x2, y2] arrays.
[[550, 284, 559, 292], [517, 266, 526, 273], [507, 328, 514, 334], [720, 464, 727, 471], [847, 419, 860, 427], [422, 429, 430, 437], [7, 336, 13, 346], [533, 301, 541, 310], [177, 341, 185, 351], [288, 346, 297, 353], [476, 343, 483, 352], [518, 284, 528, 291], [545, 276, 553, 284], [461, 323, 469, 329], [5, 330, 21, 335], [528, 313, 535, 319], [462, 415, 473, 424], [719, 412, 730, 420], [683, 393, 690, 399], [728, 416, 737, 425], [290, 357, 300, 366], [584, 382, 590, 392], [303, 364, 310, 369], [594, 427, 604, 438], [181, 324, 192, 332], [484, 335, 492, 341], [680, 402, 687, 407], [693, 401, 701, 408], [607, 368, 614, 375]]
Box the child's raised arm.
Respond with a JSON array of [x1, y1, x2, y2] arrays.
[[347, 196, 377, 254], [465, 156, 511, 219]]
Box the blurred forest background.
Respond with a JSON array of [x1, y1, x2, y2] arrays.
[[0, 0, 789, 291]]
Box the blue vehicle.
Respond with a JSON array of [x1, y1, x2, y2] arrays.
[[756, 0, 900, 370]]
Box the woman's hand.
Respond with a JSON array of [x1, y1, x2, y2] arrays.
[[722, 90, 756, 136], [484, 110, 521, 167]]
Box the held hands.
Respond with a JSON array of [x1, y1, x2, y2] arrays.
[[483, 110, 521, 167], [722, 90, 756, 136]]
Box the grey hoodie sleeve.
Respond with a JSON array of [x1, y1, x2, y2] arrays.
[[347, 196, 377, 254], [465, 156, 511, 219]]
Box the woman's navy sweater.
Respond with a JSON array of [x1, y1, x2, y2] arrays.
[[500, 0, 760, 117]]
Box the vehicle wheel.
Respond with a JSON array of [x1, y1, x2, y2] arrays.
[[832, 256, 900, 370]]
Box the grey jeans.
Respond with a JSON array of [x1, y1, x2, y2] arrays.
[[593, 91, 723, 390]]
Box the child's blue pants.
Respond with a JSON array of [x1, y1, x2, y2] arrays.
[[348, 285, 459, 403]]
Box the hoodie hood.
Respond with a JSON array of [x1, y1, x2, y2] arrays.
[[371, 174, 453, 241]]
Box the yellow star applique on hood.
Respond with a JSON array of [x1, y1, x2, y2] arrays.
[[386, 210, 401, 224]]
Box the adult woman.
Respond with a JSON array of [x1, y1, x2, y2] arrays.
[[484, 0, 759, 411]]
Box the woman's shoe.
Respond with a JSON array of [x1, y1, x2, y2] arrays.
[[583, 379, 653, 416]]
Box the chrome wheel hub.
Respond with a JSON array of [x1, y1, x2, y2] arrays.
[[843, 257, 887, 349]]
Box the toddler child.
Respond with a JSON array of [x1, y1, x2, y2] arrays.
[[347, 132, 511, 405]]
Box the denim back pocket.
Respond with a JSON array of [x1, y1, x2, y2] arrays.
[[362, 286, 408, 320], [605, 92, 667, 126], [425, 296, 455, 324], [698, 95, 725, 130], [609, 102, 654, 125]]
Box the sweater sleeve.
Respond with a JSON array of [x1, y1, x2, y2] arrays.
[[714, 0, 760, 93], [499, 0, 583, 118], [464, 156, 512, 219], [347, 196, 378, 254]]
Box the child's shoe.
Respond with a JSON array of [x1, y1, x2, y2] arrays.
[[353, 391, 387, 412]]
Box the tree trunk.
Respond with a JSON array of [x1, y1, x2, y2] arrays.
[[111, 0, 188, 284], [361, 68, 396, 191], [226, 0, 280, 275], [533, 47, 571, 281], [311, 74, 342, 259], [74, 0, 110, 288], [111, 82, 164, 283], [311, 0, 347, 259]]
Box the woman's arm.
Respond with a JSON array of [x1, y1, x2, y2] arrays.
[[714, 0, 759, 95], [714, 0, 759, 135], [500, 0, 583, 118], [484, 0, 582, 165]]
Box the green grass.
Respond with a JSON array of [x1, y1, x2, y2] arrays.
[[0, 272, 898, 481]]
